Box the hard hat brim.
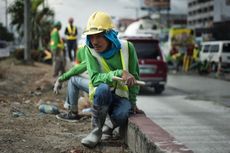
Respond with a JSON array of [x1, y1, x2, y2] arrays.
[[83, 29, 104, 36]]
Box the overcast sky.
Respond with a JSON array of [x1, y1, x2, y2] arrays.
[[0, 0, 187, 34], [46, 0, 187, 34]]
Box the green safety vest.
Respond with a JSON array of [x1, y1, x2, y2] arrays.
[[88, 40, 129, 103], [50, 28, 64, 51]]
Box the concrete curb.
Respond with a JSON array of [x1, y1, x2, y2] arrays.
[[126, 114, 194, 153]]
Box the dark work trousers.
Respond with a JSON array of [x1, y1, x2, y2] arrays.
[[66, 40, 77, 61], [52, 48, 65, 77]]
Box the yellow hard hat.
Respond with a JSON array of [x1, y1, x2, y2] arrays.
[[84, 11, 114, 35]]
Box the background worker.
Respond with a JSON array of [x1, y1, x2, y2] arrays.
[[183, 43, 194, 72], [65, 17, 78, 62], [50, 21, 65, 77], [53, 46, 89, 122], [80, 11, 141, 148], [169, 45, 181, 72], [190, 44, 200, 70], [182, 30, 195, 72]]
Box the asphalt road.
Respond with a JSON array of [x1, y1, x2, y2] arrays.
[[137, 73, 230, 153]]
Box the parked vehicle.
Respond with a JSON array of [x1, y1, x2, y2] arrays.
[[123, 35, 168, 94], [0, 40, 10, 58], [199, 41, 230, 73]]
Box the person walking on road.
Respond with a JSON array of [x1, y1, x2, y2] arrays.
[[50, 21, 65, 77], [65, 17, 78, 62], [80, 11, 141, 148]]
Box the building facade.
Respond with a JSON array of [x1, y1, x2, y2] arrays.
[[187, 0, 230, 40]]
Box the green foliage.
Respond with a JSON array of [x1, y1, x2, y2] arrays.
[[8, 0, 55, 49], [7, 0, 24, 36], [0, 23, 14, 41]]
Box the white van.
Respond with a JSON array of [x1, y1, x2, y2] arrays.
[[200, 41, 230, 72]]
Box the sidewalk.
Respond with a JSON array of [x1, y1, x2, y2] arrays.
[[126, 114, 194, 153]]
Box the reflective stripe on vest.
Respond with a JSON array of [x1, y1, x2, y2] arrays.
[[88, 40, 129, 103], [67, 24, 77, 40]]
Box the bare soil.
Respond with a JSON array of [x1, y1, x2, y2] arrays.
[[0, 57, 130, 153]]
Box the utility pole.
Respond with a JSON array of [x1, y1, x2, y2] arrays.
[[167, 7, 170, 29], [24, 0, 32, 63]]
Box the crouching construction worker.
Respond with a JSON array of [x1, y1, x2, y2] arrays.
[[53, 45, 89, 121], [50, 21, 65, 77], [81, 11, 141, 148]]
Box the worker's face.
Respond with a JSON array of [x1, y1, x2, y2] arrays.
[[89, 33, 109, 53], [69, 18, 73, 24], [57, 25, 61, 30]]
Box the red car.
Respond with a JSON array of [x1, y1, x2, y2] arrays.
[[124, 36, 168, 94]]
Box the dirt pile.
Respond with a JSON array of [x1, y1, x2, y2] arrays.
[[0, 57, 130, 153]]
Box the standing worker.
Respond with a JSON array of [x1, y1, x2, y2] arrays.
[[183, 43, 194, 72], [65, 17, 78, 62], [50, 21, 65, 77], [80, 11, 141, 148], [190, 44, 200, 70], [182, 30, 195, 72]]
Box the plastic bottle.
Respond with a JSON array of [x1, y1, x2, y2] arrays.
[[82, 108, 92, 113], [38, 104, 60, 114]]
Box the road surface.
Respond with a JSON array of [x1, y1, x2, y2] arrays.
[[137, 73, 230, 153]]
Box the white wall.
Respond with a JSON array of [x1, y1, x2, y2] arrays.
[[214, 0, 230, 22]]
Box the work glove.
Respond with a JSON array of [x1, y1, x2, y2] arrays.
[[53, 79, 62, 94], [122, 70, 136, 86]]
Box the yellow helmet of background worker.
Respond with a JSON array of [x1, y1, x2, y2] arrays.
[[84, 11, 114, 35]]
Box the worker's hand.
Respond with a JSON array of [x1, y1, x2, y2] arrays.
[[53, 79, 62, 94], [132, 105, 145, 115], [122, 70, 136, 86]]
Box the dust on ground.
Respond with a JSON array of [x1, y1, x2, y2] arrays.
[[0, 57, 130, 153]]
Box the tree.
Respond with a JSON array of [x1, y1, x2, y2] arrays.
[[31, 0, 55, 49], [0, 23, 14, 41], [8, 0, 54, 50], [24, 0, 31, 62]]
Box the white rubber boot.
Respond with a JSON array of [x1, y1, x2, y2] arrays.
[[101, 117, 118, 140]]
